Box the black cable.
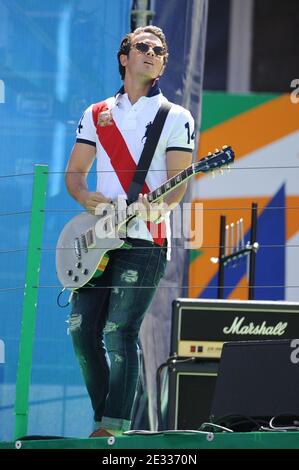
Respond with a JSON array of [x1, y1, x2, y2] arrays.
[[212, 414, 268, 432], [56, 288, 70, 308]]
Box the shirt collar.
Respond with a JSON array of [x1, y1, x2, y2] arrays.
[[115, 80, 162, 100]]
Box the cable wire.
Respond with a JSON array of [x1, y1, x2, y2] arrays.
[[43, 165, 299, 174], [0, 287, 25, 292], [2, 283, 299, 293], [0, 173, 34, 179], [0, 248, 27, 254], [43, 243, 299, 251], [39, 206, 299, 213], [33, 284, 299, 289], [0, 210, 31, 217], [1, 165, 298, 179]]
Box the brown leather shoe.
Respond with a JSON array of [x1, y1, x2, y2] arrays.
[[89, 428, 114, 438]]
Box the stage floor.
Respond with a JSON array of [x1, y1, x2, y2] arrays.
[[1, 431, 299, 449]]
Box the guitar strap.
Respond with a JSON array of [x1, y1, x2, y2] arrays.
[[126, 101, 172, 204]]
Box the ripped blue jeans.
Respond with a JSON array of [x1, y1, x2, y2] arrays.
[[69, 238, 167, 432]]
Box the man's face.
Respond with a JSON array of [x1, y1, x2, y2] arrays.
[[121, 32, 166, 82]]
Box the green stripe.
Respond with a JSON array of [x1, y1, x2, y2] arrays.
[[189, 249, 203, 263], [201, 91, 279, 131]]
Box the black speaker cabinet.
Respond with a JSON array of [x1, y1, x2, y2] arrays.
[[167, 360, 218, 430], [210, 339, 299, 429]]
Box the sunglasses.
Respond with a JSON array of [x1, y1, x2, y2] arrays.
[[131, 42, 166, 57]]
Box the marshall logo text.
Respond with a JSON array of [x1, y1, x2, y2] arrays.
[[223, 316, 287, 336]]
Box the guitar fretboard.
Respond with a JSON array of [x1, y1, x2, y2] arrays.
[[147, 165, 195, 203], [113, 147, 234, 226]]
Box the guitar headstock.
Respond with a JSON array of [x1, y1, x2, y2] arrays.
[[195, 145, 235, 175]]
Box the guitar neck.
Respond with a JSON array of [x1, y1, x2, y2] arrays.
[[122, 164, 196, 224], [118, 147, 234, 224], [147, 164, 195, 203]]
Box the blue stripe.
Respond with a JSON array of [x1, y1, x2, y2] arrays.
[[199, 185, 286, 300], [76, 138, 96, 147]]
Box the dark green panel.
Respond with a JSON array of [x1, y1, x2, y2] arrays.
[[201, 92, 279, 131]]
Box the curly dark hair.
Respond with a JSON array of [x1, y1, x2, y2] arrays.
[[117, 26, 169, 80]]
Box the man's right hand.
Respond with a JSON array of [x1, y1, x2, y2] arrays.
[[79, 191, 111, 213]]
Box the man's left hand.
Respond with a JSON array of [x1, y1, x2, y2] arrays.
[[136, 193, 167, 223]]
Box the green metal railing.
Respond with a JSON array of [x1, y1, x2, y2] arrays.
[[14, 164, 48, 439]]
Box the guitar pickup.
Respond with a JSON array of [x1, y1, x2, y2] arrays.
[[74, 237, 82, 259], [80, 234, 88, 253], [85, 228, 96, 248]]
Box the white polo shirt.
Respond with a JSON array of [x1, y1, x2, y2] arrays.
[[75, 84, 195, 246]]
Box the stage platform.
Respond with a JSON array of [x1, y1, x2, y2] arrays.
[[1, 431, 299, 449]]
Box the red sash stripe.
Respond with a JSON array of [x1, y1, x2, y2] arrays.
[[92, 101, 166, 246]]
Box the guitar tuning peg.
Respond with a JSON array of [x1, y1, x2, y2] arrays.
[[222, 145, 228, 149], [208, 152, 212, 156], [220, 168, 224, 175], [227, 164, 231, 172], [211, 170, 215, 178], [215, 148, 219, 153]]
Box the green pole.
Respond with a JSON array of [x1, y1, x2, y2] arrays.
[[14, 164, 48, 439]]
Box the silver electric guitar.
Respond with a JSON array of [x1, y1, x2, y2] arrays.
[[56, 146, 235, 290]]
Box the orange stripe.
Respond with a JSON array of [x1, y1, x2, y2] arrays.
[[227, 274, 248, 300], [97, 255, 109, 271], [197, 95, 299, 171]]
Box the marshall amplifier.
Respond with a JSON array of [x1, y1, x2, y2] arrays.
[[170, 299, 299, 359]]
